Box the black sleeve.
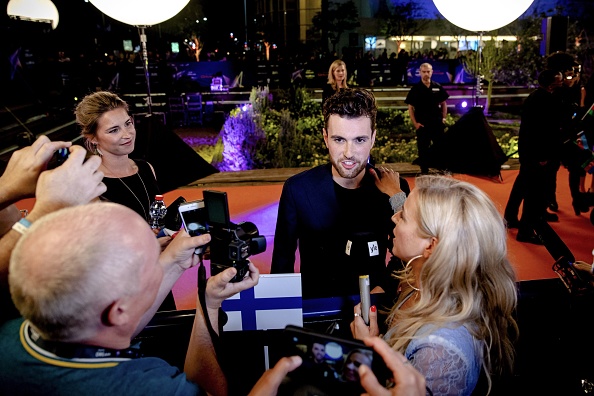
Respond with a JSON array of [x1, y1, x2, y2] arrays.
[[271, 181, 298, 273]]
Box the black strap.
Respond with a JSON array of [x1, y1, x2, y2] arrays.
[[197, 255, 223, 355]]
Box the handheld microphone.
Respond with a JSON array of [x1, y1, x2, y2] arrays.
[[359, 275, 371, 325]]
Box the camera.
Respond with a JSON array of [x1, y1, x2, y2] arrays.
[[47, 148, 69, 169], [178, 190, 266, 282]]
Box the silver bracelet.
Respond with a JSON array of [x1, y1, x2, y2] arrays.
[[389, 192, 406, 213]]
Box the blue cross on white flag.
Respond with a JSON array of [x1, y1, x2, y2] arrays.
[[221, 273, 303, 332]]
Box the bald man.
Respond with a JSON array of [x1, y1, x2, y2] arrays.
[[0, 203, 305, 395]]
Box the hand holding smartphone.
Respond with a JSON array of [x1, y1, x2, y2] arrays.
[[279, 325, 389, 396], [178, 199, 207, 254]]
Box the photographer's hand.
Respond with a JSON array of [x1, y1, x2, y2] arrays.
[[205, 261, 259, 311], [248, 356, 303, 396], [0, 136, 71, 209], [351, 302, 380, 340], [33, 146, 105, 215], [359, 337, 426, 396], [158, 229, 210, 272]]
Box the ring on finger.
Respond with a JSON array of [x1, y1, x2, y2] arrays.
[[354, 313, 360, 317]]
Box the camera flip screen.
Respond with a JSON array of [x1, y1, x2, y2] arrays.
[[203, 190, 231, 227]]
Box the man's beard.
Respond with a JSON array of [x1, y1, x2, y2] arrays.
[[330, 156, 367, 179]]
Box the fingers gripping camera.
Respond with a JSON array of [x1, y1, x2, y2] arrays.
[[178, 190, 266, 282]]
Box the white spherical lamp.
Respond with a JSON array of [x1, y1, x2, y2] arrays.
[[432, 0, 535, 32], [88, 0, 190, 26], [88, 0, 190, 114], [7, 0, 59, 30]]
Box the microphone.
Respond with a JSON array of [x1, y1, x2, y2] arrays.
[[359, 275, 371, 325]]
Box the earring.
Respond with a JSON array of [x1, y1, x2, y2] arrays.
[[93, 143, 102, 156], [404, 255, 423, 291]]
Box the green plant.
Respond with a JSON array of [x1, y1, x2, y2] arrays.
[[198, 89, 521, 169]]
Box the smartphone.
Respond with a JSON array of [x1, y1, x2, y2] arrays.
[[178, 200, 207, 254], [279, 325, 390, 396], [47, 147, 69, 169]]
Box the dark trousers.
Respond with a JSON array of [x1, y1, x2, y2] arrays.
[[416, 124, 444, 174], [518, 161, 554, 235], [505, 160, 559, 222]]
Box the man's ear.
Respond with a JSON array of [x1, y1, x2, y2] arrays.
[[322, 128, 329, 147], [102, 300, 130, 327]]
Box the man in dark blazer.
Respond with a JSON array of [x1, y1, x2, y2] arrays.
[[271, 89, 410, 298]]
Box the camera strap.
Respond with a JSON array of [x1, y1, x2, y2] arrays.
[[197, 257, 223, 357]]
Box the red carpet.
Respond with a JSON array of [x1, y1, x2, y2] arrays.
[[14, 168, 593, 310]]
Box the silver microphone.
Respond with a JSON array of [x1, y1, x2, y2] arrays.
[[359, 275, 371, 325]]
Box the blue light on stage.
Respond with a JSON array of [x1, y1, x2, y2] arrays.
[[461, 101, 468, 108]]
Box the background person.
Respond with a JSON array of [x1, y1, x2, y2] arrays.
[[76, 91, 163, 228], [323, 59, 349, 104], [271, 88, 410, 298], [76, 91, 175, 309], [405, 63, 449, 175], [504, 70, 564, 243], [352, 175, 518, 395]]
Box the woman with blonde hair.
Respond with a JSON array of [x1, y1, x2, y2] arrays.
[[323, 60, 349, 104], [352, 175, 518, 395]]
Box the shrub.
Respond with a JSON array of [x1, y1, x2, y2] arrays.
[[202, 87, 520, 169]]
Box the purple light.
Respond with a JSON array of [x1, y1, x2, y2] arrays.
[[241, 104, 249, 111], [461, 101, 468, 108]]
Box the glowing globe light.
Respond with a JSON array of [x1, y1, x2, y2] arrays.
[[461, 101, 468, 108], [88, 0, 190, 26], [432, 0, 535, 32], [7, 0, 59, 29], [88, 0, 190, 114]]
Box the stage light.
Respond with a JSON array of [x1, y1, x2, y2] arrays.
[[88, 0, 189, 26], [432, 0, 534, 108], [432, 0, 534, 32], [7, 0, 59, 29], [461, 101, 468, 108], [88, 0, 189, 113]]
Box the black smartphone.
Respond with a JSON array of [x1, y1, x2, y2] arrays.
[[47, 147, 70, 169], [279, 325, 390, 396], [178, 200, 207, 254]]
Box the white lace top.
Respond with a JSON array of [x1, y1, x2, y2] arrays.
[[404, 325, 483, 396]]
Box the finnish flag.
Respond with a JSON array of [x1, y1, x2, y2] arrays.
[[221, 273, 303, 332]]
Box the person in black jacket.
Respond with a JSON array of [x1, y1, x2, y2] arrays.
[[504, 69, 564, 244], [271, 89, 409, 298]]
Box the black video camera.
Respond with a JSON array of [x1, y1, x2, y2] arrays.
[[203, 190, 266, 282]]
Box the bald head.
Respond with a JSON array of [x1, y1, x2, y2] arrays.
[[9, 203, 160, 341]]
